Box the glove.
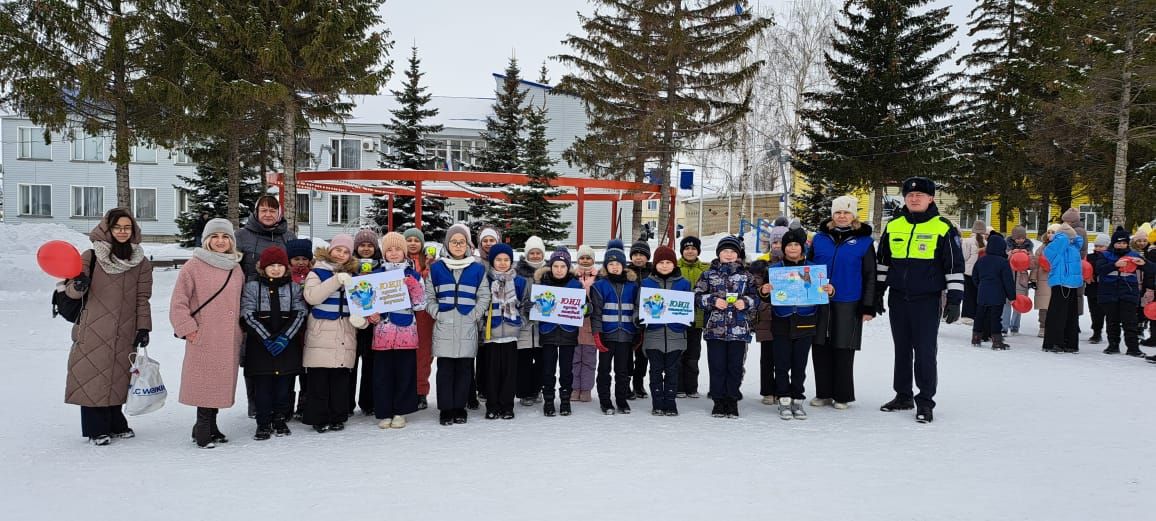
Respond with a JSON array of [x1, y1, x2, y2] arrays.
[[133, 329, 150, 348], [264, 335, 289, 356], [72, 273, 91, 293], [404, 275, 421, 293], [874, 294, 886, 316], [336, 272, 353, 287], [594, 333, 607, 353], [943, 302, 961, 324], [349, 314, 368, 329]]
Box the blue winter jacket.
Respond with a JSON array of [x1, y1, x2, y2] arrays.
[[1044, 233, 1085, 289], [973, 233, 1016, 306], [809, 220, 876, 311], [1095, 249, 1153, 304]]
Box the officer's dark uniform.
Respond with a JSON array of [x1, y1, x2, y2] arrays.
[[876, 178, 965, 420]]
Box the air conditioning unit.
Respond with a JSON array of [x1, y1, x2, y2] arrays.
[[312, 190, 323, 200], [361, 139, 376, 152]]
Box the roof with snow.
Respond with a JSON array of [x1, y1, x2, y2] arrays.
[[346, 94, 494, 130]]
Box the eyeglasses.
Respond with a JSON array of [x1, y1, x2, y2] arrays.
[[448, 239, 468, 246], [111, 226, 133, 232]]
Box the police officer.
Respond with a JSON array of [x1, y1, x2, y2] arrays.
[[875, 177, 964, 423]]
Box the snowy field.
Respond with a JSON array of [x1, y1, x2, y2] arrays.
[[2, 223, 1155, 521]]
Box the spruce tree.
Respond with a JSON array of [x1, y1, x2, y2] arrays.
[[175, 143, 263, 246], [504, 101, 569, 245], [368, 46, 451, 240], [471, 57, 528, 227], [799, 0, 959, 231]]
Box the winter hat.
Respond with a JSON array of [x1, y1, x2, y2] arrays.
[[354, 228, 379, 249], [478, 226, 501, 247], [984, 231, 1008, 258], [201, 218, 236, 246], [768, 225, 789, 248], [329, 234, 355, 254], [652, 246, 677, 266], [1111, 226, 1131, 246], [548, 246, 572, 269], [972, 220, 987, 235], [716, 235, 744, 257], [444, 223, 474, 252], [1058, 223, 1077, 240], [577, 244, 596, 260], [781, 227, 808, 251], [630, 240, 651, 259], [831, 195, 858, 217], [286, 239, 314, 260], [901, 177, 936, 196], [524, 235, 547, 256], [1094, 234, 1111, 248], [1061, 208, 1081, 225], [604, 240, 627, 268], [1133, 223, 1152, 242], [788, 219, 802, 230], [258, 246, 289, 269], [402, 228, 425, 245], [1011, 226, 1028, 241], [772, 216, 789, 227], [679, 236, 701, 254], [489, 243, 514, 265], [606, 238, 625, 252], [380, 232, 407, 254]]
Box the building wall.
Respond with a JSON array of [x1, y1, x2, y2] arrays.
[[682, 193, 783, 237]]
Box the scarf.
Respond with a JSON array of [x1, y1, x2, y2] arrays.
[[489, 268, 520, 320], [524, 258, 545, 270], [442, 255, 476, 271], [193, 247, 243, 270], [291, 265, 311, 284], [92, 241, 145, 274]]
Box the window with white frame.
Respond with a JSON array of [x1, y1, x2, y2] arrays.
[[456, 210, 469, 222], [959, 202, 992, 232], [19, 184, 52, 216], [647, 200, 658, 211], [175, 188, 192, 217], [171, 149, 194, 164], [131, 188, 157, 220], [296, 193, 311, 223], [432, 139, 481, 170], [71, 186, 104, 218], [71, 132, 105, 161], [330, 194, 360, 225], [1019, 205, 1047, 234], [18, 127, 51, 160], [330, 139, 361, 169], [1080, 205, 1108, 233], [131, 143, 157, 163]]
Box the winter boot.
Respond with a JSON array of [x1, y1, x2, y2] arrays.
[[559, 399, 572, 416], [1142, 336, 1156, 347], [390, 415, 407, 429], [1147, 354, 1156, 363], [193, 407, 215, 448], [378, 418, 393, 429], [501, 410, 515, 420], [90, 435, 111, 446], [601, 401, 616, 415], [616, 403, 632, 415], [791, 399, 808, 420], [1126, 348, 1146, 357], [253, 425, 273, 441], [520, 397, 535, 407], [991, 333, 1009, 350], [543, 400, 557, 417], [727, 398, 740, 418], [467, 397, 480, 410], [880, 396, 914, 412], [209, 409, 228, 444], [1089, 333, 1103, 344], [633, 387, 648, 399], [112, 429, 135, 439], [453, 408, 468, 424], [485, 410, 499, 420], [417, 395, 428, 410], [778, 397, 793, 420], [328, 422, 345, 431], [1061, 346, 1079, 353], [971, 333, 983, 347], [439, 410, 453, 426], [1103, 345, 1121, 354], [273, 416, 291, 437], [810, 397, 832, 407], [711, 400, 726, 418], [916, 406, 934, 424]]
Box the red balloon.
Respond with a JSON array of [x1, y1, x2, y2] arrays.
[[37, 240, 82, 279], [1009, 250, 1030, 272], [1145, 302, 1156, 321], [1038, 255, 1051, 272], [1082, 259, 1093, 282], [1120, 256, 1138, 274], [1012, 294, 1033, 314]]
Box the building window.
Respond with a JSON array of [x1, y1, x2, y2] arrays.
[[330, 139, 361, 169], [171, 149, 194, 164], [18, 127, 51, 160], [647, 200, 658, 211], [330, 194, 360, 225], [71, 186, 104, 218], [71, 132, 105, 161], [959, 203, 992, 231], [175, 188, 192, 217], [433, 139, 481, 170], [456, 210, 469, 222], [131, 143, 158, 163], [19, 184, 52, 216], [1080, 205, 1107, 233], [131, 188, 157, 220], [296, 193, 311, 223]]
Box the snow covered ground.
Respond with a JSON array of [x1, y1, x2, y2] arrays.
[[2, 223, 1155, 521]]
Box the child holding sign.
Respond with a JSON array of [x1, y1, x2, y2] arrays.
[[695, 236, 758, 419], [370, 233, 426, 429], [590, 244, 638, 415], [765, 228, 834, 421], [640, 246, 691, 416], [482, 243, 527, 420], [533, 247, 585, 417]]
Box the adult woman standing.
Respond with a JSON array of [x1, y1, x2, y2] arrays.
[[170, 219, 246, 449], [63, 208, 153, 446], [808, 196, 877, 409], [1030, 225, 1059, 338], [404, 228, 435, 410], [961, 220, 987, 323]]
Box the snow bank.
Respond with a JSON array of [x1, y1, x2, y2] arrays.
[[0, 223, 93, 295]]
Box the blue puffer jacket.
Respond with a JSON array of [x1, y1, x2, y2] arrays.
[[1096, 249, 1152, 304], [809, 219, 877, 313], [973, 232, 1016, 306], [1044, 233, 1085, 289], [694, 260, 759, 342]]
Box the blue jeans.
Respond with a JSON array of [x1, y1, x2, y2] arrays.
[[1000, 302, 1022, 333]]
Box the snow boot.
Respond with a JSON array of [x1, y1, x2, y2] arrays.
[[501, 410, 515, 420], [328, 422, 345, 431], [1142, 336, 1156, 347], [193, 407, 214, 448], [791, 399, 808, 420], [601, 402, 616, 415], [312, 424, 329, 433], [991, 333, 1009, 350], [378, 418, 393, 429], [112, 429, 135, 439], [209, 409, 228, 444], [1103, 345, 1121, 354], [1089, 334, 1103, 344], [559, 400, 572, 416], [726, 399, 740, 419], [778, 397, 793, 420], [273, 417, 291, 437], [617, 403, 632, 415], [711, 400, 726, 418], [390, 415, 407, 429], [90, 435, 111, 446], [916, 407, 934, 424], [485, 411, 499, 420], [543, 400, 557, 417], [453, 408, 468, 424], [439, 410, 453, 426], [1147, 354, 1156, 363], [520, 397, 535, 407], [1126, 349, 1146, 357], [880, 396, 915, 412], [417, 395, 428, 410], [971, 333, 983, 347], [762, 395, 777, 405], [809, 397, 832, 407], [253, 425, 273, 441]]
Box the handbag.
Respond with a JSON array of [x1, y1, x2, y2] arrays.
[[51, 253, 97, 323], [175, 267, 235, 338], [125, 347, 167, 416]]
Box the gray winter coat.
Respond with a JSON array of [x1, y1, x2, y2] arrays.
[[425, 260, 492, 358], [641, 272, 687, 354], [236, 217, 297, 281]]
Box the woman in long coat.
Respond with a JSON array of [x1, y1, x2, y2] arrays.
[[63, 208, 153, 446], [170, 218, 245, 449], [1030, 225, 1059, 339]]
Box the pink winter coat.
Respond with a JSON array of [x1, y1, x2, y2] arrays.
[[169, 254, 245, 409], [372, 267, 427, 351], [574, 265, 598, 345]]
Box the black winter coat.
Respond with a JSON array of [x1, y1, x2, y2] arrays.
[[241, 276, 307, 376], [973, 233, 1016, 306]]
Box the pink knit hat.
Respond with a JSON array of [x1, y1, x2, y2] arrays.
[[329, 234, 355, 253]]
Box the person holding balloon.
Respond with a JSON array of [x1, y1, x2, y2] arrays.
[[971, 231, 1016, 350], [1002, 226, 1034, 337], [1094, 226, 1152, 356], [1086, 234, 1110, 344], [1030, 225, 1059, 339], [54, 208, 153, 446]]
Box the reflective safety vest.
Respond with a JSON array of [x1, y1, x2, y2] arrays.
[[885, 216, 952, 260], [382, 267, 420, 327], [310, 268, 348, 320], [593, 278, 638, 334], [430, 260, 486, 316], [641, 275, 690, 333]]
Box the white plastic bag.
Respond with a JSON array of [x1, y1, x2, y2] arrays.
[[125, 347, 167, 416]]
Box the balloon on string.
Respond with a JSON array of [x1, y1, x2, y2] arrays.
[[1009, 250, 1030, 272], [37, 241, 82, 279], [1012, 295, 1033, 314], [1145, 302, 1156, 321], [1119, 256, 1138, 274], [1082, 259, 1093, 282], [1038, 255, 1050, 272]]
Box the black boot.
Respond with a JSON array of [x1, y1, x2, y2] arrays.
[[971, 333, 982, 347], [454, 408, 468, 424], [193, 407, 215, 448], [880, 396, 914, 412], [439, 410, 453, 426], [209, 408, 228, 444], [253, 424, 272, 441], [543, 400, 557, 417], [1142, 336, 1156, 347], [273, 415, 291, 437], [1089, 333, 1103, 344], [559, 399, 572, 416], [600, 400, 615, 415], [417, 395, 428, 410], [727, 398, 740, 418], [711, 400, 726, 418], [1103, 345, 1121, 354], [991, 333, 1009, 350]]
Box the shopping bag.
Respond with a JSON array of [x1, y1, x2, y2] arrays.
[[125, 347, 167, 416]]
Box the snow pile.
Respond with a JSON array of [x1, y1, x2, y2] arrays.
[[0, 223, 92, 295]]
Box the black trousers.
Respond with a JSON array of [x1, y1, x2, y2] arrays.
[[772, 335, 812, 400], [758, 340, 776, 396], [372, 349, 418, 420], [475, 342, 489, 399], [597, 341, 632, 407], [516, 347, 543, 399], [484, 342, 518, 414], [707, 340, 745, 401], [351, 328, 374, 413], [972, 304, 1004, 337], [1104, 300, 1141, 351], [962, 275, 978, 319], [888, 294, 940, 409], [812, 342, 856, 403], [630, 335, 648, 392], [80, 405, 128, 438], [1087, 290, 1105, 335], [251, 374, 293, 427], [304, 367, 351, 426], [436, 357, 474, 411], [679, 327, 703, 394], [646, 349, 682, 411], [542, 344, 576, 401], [1045, 287, 1080, 350]]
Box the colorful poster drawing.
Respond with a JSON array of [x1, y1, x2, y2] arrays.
[[529, 284, 587, 327], [345, 269, 413, 317], [638, 287, 695, 325], [767, 265, 830, 306]]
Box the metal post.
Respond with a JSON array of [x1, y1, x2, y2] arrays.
[[611, 199, 619, 240], [576, 187, 585, 247], [387, 194, 394, 232], [414, 180, 423, 229], [697, 163, 704, 237]]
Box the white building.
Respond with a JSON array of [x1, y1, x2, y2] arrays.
[[1, 75, 634, 246]]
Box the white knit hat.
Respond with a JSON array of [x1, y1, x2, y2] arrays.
[[201, 218, 236, 246], [577, 244, 596, 260], [524, 236, 546, 256], [831, 195, 858, 217]]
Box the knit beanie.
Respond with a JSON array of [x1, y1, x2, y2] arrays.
[[1061, 208, 1081, 225], [1111, 226, 1131, 246], [768, 226, 789, 247], [630, 240, 651, 259], [201, 218, 236, 246], [1094, 234, 1111, 248], [329, 234, 355, 254], [577, 244, 596, 260], [549, 246, 572, 269], [1133, 223, 1152, 242], [524, 236, 547, 256], [402, 227, 425, 245], [489, 243, 514, 265], [972, 220, 987, 235], [286, 239, 314, 260], [607, 238, 625, 252], [831, 195, 858, 217], [258, 246, 289, 269], [781, 227, 808, 251], [478, 226, 501, 247], [604, 240, 627, 268], [653, 246, 677, 266], [354, 228, 379, 250], [380, 232, 407, 254], [679, 236, 701, 254], [1011, 226, 1027, 240], [716, 235, 743, 257], [444, 223, 474, 253]]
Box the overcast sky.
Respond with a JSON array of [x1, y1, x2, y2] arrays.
[[379, 0, 978, 98]]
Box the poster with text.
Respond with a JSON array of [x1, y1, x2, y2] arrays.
[[768, 265, 830, 306], [529, 284, 587, 327], [638, 287, 695, 325], [345, 269, 412, 317]]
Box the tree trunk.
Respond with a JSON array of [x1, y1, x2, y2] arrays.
[[281, 99, 299, 231], [111, 0, 131, 210], [631, 161, 645, 241], [998, 192, 1008, 233], [1111, 33, 1134, 227], [226, 134, 242, 227], [872, 185, 885, 236]]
